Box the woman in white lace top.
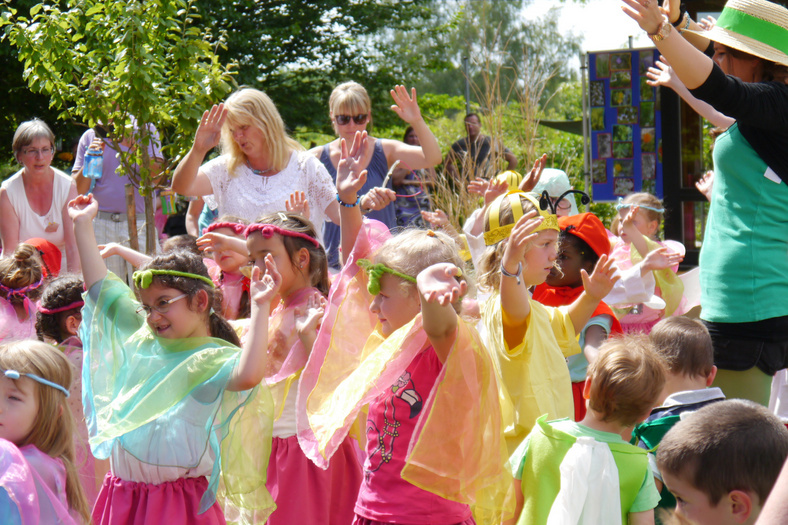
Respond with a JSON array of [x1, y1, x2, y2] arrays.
[[172, 88, 339, 235]]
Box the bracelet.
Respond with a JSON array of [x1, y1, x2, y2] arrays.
[[648, 16, 672, 42], [501, 261, 523, 286], [679, 13, 692, 31], [336, 194, 361, 208], [671, 11, 687, 28]]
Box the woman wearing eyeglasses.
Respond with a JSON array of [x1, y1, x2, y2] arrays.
[[172, 88, 339, 241], [310, 82, 442, 268], [0, 119, 79, 272]]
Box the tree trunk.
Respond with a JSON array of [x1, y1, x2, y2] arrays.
[[125, 184, 139, 252], [144, 192, 156, 255]]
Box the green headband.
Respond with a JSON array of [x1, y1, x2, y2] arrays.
[[357, 259, 416, 295], [132, 269, 215, 289]]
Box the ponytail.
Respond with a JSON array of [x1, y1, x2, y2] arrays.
[[209, 310, 241, 346]]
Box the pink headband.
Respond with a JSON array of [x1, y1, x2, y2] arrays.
[[37, 300, 84, 315], [203, 221, 247, 236], [244, 223, 319, 248], [0, 279, 43, 297]]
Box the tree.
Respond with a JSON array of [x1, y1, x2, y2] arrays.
[[2, 0, 234, 253]]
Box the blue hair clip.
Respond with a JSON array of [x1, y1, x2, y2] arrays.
[[3, 369, 70, 397], [615, 197, 664, 214]]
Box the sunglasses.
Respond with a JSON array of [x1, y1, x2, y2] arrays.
[[334, 114, 368, 126]]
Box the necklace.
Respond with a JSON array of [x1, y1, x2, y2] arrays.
[[246, 160, 273, 176]]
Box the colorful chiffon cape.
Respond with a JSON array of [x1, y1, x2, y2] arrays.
[[80, 273, 275, 522], [297, 219, 514, 522]]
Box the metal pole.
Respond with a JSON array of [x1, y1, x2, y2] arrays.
[[581, 52, 590, 210], [463, 56, 470, 115]]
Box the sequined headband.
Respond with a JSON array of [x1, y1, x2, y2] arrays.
[[357, 259, 417, 295], [244, 223, 320, 249], [132, 269, 215, 289], [2, 369, 69, 397], [202, 221, 247, 236], [484, 191, 559, 246], [0, 279, 43, 297], [615, 197, 664, 214], [37, 300, 84, 315]]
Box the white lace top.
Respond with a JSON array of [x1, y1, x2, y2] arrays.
[[201, 151, 335, 234]]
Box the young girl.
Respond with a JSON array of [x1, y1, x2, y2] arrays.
[[477, 190, 619, 455], [0, 243, 44, 342], [611, 192, 685, 334], [201, 216, 251, 320], [0, 339, 91, 523], [36, 274, 105, 505], [298, 131, 511, 524], [68, 193, 277, 524]]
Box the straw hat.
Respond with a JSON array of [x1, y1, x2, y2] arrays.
[[684, 0, 788, 66]]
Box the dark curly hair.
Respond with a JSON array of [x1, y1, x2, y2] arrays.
[[36, 275, 84, 344], [136, 250, 240, 346]]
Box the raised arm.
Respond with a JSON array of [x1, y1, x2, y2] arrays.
[[171, 104, 226, 196], [226, 254, 280, 392], [499, 211, 541, 347], [383, 86, 441, 169], [336, 131, 370, 266], [98, 243, 152, 268], [417, 263, 467, 363], [67, 194, 107, 290]]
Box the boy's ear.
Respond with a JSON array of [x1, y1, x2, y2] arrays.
[[582, 377, 593, 400], [728, 489, 754, 523], [706, 365, 718, 387]]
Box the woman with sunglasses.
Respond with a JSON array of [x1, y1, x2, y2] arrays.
[[172, 88, 340, 241], [0, 119, 79, 272], [310, 81, 442, 268]]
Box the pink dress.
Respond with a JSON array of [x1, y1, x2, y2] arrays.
[[0, 296, 36, 342], [207, 261, 248, 320]]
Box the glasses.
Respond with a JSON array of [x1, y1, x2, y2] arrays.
[[135, 293, 187, 317], [334, 114, 368, 126], [22, 147, 54, 157]]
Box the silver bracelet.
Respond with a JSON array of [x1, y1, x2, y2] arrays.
[[501, 261, 523, 285]]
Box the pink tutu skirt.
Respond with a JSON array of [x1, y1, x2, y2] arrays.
[[92, 473, 226, 525], [353, 516, 476, 525], [266, 435, 363, 525]]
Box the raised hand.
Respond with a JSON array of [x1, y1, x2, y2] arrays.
[[196, 231, 236, 255], [286, 191, 311, 220], [520, 153, 548, 193], [389, 85, 423, 125], [336, 131, 369, 202], [698, 15, 716, 31], [646, 58, 680, 89], [502, 210, 542, 263], [193, 104, 227, 154], [696, 170, 714, 202], [67, 193, 99, 223], [421, 209, 450, 229], [360, 187, 396, 212], [642, 246, 684, 272], [620, 0, 666, 34], [581, 254, 621, 300], [97, 243, 119, 259], [250, 254, 282, 306], [294, 291, 327, 337], [417, 263, 467, 307]]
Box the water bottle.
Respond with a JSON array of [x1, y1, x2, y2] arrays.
[[83, 147, 104, 180]]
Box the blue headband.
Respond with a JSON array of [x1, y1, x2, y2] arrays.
[[2, 369, 70, 397], [615, 197, 664, 214]]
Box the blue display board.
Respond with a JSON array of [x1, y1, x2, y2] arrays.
[[588, 48, 663, 201]]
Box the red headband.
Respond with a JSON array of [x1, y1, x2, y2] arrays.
[[37, 300, 85, 315], [244, 223, 319, 248], [202, 222, 247, 236]]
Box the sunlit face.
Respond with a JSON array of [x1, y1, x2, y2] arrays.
[[18, 137, 54, 175], [618, 206, 658, 242], [713, 43, 761, 82], [331, 107, 370, 138], [247, 232, 305, 299], [546, 235, 593, 288], [0, 374, 39, 445], [662, 471, 744, 525], [228, 121, 266, 158], [137, 282, 209, 339], [369, 273, 420, 337], [522, 229, 559, 286], [211, 227, 248, 274]]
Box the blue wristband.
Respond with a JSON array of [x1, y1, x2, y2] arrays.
[[337, 194, 361, 208]]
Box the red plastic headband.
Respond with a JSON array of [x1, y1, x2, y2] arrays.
[[203, 222, 247, 236], [244, 223, 319, 248], [37, 300, 85, 315]]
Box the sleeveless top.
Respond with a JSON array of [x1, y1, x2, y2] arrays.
[[319, 140, 395, 268], [1, 168, 71, 268]]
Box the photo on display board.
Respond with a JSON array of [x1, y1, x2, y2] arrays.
[[642, 178, 656, 194], [613, 159, 634, 179], [639, 51, 653, 75], [640, 77, 654, 101], [613, 141, 634, 158], [610, 71, 631, 89], [596, 53, 610, 78], [610, 52, 632, 71], [592, 159, 608, 183], [597, 133, 612, 158], [613, 125, 632, 142], [614, 177, 635, 196], [591, 107, 606, 131], [590, 81, 606, 106], [642, 154, 656, 179], [611, 89, 632, 107], [641, 102, 655, 127], [617, 106, 639, 124], [641, 128, 656, 152]]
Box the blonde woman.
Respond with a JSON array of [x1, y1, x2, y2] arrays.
[[310, 82, 441, 268], [172, 88, 339, 237]]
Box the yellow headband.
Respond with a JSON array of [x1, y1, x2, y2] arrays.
[[483, 191, 559, 246]]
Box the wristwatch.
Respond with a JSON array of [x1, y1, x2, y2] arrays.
[[649, 16, 672, 42]]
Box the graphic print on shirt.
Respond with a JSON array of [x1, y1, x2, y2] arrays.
[[365, 371, 423, 477]]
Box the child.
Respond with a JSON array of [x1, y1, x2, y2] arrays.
[[68, 193, 276, 524], [632, 316, 726, 516], [201, 217, 251, 320], [477, 191, 619, 454], [531, 212, 624, 421], [0, 340, 91, 523], [244, 212, 361, 525], [160, 233, 201, 256], [611, 193, 685, 333], [507, 335, 665, 525], [298, 131, 511, 524], [36, 274, 106, 505], [657, 400, 788, 525], [0, 243, 44, 342]]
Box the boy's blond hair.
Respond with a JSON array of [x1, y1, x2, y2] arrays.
[[650, 317, 714, 378]]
